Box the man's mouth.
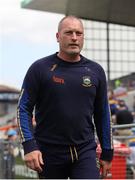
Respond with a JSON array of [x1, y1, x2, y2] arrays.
[[69, 44, 79, 47]]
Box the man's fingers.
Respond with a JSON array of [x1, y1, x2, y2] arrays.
[[33, 158, 43, 172], [102, 167, 107, 178], [101, 167, 112, 178], [39, 152, 44, 165], [100, 160, 112, 178], [26, 157, 43, 172], [34, 152, 44, 172], [26, 160, 35, 171], [24, 150, 44, 172]]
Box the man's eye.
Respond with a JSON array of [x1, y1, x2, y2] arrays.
[[65, 31, 83, 36], [76, 32, 83, 36], [66, 31, 72, 35]]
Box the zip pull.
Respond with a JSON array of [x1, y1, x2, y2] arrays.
[[50, 64, 57, 71]]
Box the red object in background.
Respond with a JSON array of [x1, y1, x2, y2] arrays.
[[110, 154, 127, 179], [97, 142, 131, 179]]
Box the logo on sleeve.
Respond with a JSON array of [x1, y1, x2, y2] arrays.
[[82, 76, 92, 87]]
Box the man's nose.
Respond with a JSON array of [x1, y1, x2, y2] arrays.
[[71, 32, 77, 40]]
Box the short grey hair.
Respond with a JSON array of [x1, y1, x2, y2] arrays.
[[58, 15, 83, 32]]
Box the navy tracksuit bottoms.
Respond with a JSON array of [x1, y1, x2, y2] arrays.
[[38, 140, 100, 179]]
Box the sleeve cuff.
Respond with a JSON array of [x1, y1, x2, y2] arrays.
[[22, 139, 39, 155], [100, 149, 114, 161]]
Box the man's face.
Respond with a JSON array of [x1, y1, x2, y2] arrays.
[[56, 18, 84, 56]]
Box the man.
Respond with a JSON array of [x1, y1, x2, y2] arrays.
[[116, 100, 133, 125], [115, 100, 133, 138], [17, 16, 113, 179], [7, 129, 18, 141]]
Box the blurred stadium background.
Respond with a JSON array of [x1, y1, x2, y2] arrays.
[[0, 0, 135, 178]]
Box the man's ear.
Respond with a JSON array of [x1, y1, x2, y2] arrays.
[[56, 32, 59, 42]]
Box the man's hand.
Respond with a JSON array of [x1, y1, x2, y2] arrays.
[[100, 160, 112, 178], [24, 150, 44, 172]]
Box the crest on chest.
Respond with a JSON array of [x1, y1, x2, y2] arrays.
[[82, 76, 92, 87]]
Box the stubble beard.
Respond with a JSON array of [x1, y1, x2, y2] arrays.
[[66, 46, 82, 56]]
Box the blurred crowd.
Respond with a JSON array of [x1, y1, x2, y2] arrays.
[[108, 89, 135, 126], [108, 88, 135, 146]]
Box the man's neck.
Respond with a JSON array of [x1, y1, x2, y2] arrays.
[[57, 52, 81, 63]]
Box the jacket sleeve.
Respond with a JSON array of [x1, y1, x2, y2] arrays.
[[17, 62, 40, 154], [93, 66, 114, 161]]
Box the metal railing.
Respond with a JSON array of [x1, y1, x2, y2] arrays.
[[113, 123, 135, 139], [0, 140, 16, 179], [0, 139, 38, 179], [112, 123, 135, 179]]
